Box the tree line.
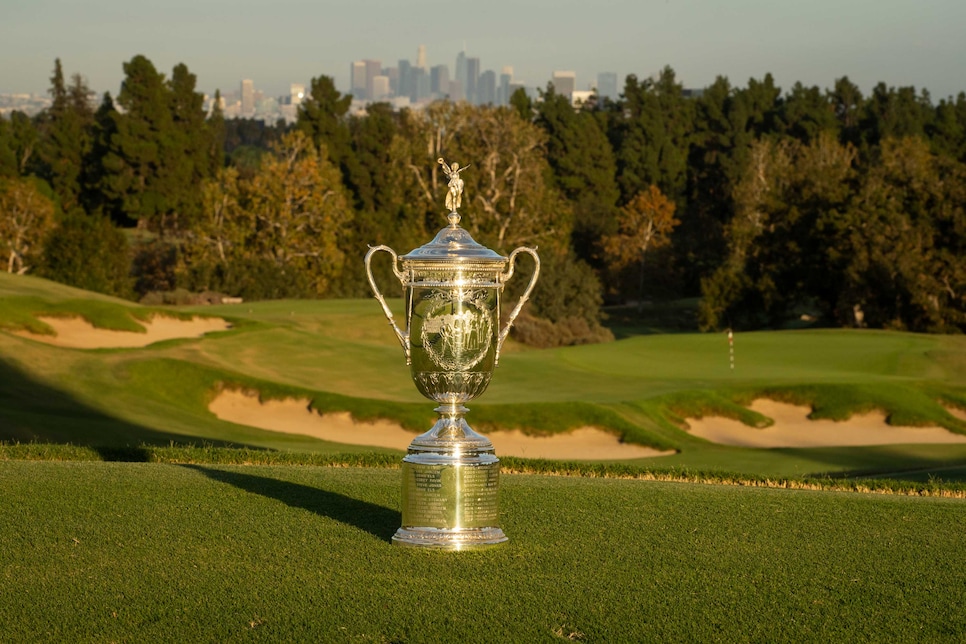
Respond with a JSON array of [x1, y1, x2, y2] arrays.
[[2, 56, 966, 344]]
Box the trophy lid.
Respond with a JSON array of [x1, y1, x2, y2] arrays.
[[401, 216, 506, 264], [400, 158, 506, 264]]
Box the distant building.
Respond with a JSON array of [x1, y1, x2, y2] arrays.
[[364, 59, 382, 100], [478, 70, 496, 105], [240, 79, 255, 116], [371, 75, 391, 101], [455, 51, 468, 100], [411, 67, 430, 102], [597, 72, 619, 103], [290, 83, 306, 105], [466, 57, 480, 104], [498, 66, 513, 106], [551, 71, 576, 99], [571, 90, 595, 108], [398, 59, 412, 100], [417, 44, 427, 70], [448, 79, 464, 103], [431, 64, 450, 96], [351, 61, 367, 99]]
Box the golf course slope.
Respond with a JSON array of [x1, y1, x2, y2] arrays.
[[3, 271, 966, 638]]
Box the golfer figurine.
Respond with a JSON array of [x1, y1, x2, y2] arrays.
[[438, 158, 470, 213]]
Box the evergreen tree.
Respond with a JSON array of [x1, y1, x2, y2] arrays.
[[779, 82, 838, 143], [296, 75, 352, 167], [829, 76, 864, 146], [97, 56, 209, 232], [37, 60, 95, 212], [0, 117, 17, 177], [534, 84, 620, 266], [612, 67, 693, 206]]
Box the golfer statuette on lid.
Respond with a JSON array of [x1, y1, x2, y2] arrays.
[[365, 158, 540, 549]]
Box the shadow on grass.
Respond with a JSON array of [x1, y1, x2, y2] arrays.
[[781, 444, 966, 483], [0, 357, 245, 460], [182, 465, 400, 542]]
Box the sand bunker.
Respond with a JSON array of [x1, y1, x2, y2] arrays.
[[946, 405, 966, 423], [209, 389, 674, 461], [15, 315, 231, 349], [687, 399, 966, 448]]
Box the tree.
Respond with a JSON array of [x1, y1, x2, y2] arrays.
[[0, 177, 56, 274], [830, 137, 966, 331], [829, 76, 864, 146], [0, 117, 17, 178], [604, 185, 679, 307], [8, 112, 40, 176], [449, 105, 571, 252], [187, 166, 245, 267], [779, 82, 838, 144], [37, 60, 95, 212], [296, 75, 352, 167], [534, 84, 620, 265], [40, 211, 132, 297], [245, 131, 353, 295], [612, 67, 694, 206], [166, 62, 215, 230], [97, 56, 211, 232], [509, 87, 532, 121], [699, 133, 859, 330]]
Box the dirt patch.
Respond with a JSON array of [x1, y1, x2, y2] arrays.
[[209, 389, 675, 461], [14, 315, 231, 349], [945, 405, 966, 423], [687, 399, 966, 448]]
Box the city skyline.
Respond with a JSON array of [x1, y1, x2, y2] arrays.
[[2, 0, 965, 102]]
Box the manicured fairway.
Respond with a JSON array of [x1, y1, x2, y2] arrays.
[[1, 460, 964, 642], [4, 270, 966, 481]]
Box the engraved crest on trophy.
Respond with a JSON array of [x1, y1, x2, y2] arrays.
[[365, 158, 540, 549]]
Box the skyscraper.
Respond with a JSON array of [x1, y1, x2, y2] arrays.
[[455, 51, 467, 102], [417, 44, 427, 70], [240, 79, 254, 116], [597, 72, 619, 103], [478, 70, 496, 105], [498, 66, 513, 106], [365, 59, 382, 101], [551, 71, 576, 98], [431, 64, 450, 96], [398, 59, 412, 101], [371, 75, 391, 101], [351, 61, 367, 99], [466, 57, 480, 104]]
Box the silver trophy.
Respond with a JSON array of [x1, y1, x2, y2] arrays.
[[365, 158, 540, 549]]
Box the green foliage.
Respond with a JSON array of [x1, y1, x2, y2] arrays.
[[510, 250, 614, 347], [39, 212, 132, 298], [35, 59, 95, 213], [95, 56, 214, 232], [535, 84, 620, 265]]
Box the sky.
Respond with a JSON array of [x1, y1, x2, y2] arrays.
[[2, 0, 965, 101]]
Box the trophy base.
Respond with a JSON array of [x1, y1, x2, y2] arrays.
[[392, 526, 508, 550], [394, 403, 507, 549]]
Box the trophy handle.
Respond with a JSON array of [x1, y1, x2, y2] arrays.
[[496, 246, 540, 365], [365, 245, 411, 364]]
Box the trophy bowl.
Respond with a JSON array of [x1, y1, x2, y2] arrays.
[[365, 160, 539, 549]]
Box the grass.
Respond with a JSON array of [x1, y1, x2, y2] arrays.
[[2, 461, 965, 642], [4, 271, 966, 480], [3, 273, 966, 639]]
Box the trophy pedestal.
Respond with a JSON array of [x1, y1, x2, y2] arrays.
[[392, 405, 508, 549]]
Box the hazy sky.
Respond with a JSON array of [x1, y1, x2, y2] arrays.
[[2, 0, 964, 100]]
